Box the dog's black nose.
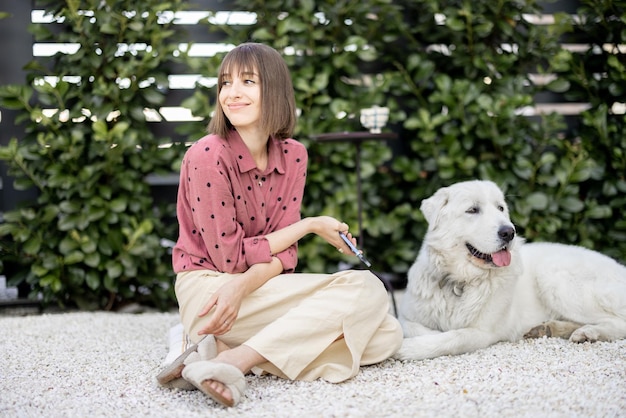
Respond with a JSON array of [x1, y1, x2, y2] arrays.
[[498, 225, 515, 243]]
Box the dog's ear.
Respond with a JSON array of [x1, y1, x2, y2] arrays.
[[420, 187, 449, 226]]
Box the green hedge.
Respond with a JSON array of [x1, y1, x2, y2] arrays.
[[0, 0, 188, 309], [206, 0, 626, 270], [0, 0, 624, 310]]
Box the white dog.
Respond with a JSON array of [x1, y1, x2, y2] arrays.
[[395, 180, 626, 361]]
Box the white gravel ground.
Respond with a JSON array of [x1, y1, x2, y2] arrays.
[[1, 310, 625, 418]]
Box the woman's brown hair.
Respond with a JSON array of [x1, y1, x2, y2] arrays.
[[208, 43, 297, 140]]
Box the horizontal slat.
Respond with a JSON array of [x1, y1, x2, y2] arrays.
[[145, 173, 180, 185], [30, 9, 255, 25]]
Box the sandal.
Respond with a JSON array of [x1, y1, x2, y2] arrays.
[[182, 360, 246, 408], [157, 334, 217, 390]]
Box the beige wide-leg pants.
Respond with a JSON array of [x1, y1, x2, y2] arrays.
[[175, 269, 402, 383]]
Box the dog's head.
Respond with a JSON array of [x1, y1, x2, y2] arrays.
[[420, 180, 518, 271]]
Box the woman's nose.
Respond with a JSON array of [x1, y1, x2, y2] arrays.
[[228, 80, 243, 97]]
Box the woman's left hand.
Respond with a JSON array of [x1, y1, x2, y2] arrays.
[[310, 216, 356, 253]]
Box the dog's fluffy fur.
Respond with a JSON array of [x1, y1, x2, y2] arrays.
[[395, 180, 626, 361]]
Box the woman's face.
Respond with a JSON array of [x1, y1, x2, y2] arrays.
[[219, 67, 262, 132]]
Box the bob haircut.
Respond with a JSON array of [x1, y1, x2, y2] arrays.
[[208, 43, 297, 140]]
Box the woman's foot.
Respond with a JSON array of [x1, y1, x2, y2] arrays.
[[181, 345, 267, 407], [182, 361, 246, 407]]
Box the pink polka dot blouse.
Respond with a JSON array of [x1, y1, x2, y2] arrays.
[[172, 130, 308, 274]]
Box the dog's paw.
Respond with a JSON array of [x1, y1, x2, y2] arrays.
[[524, 324, 551, 339], [392, 337, 440, 361], [392, 345, 419, 361], [525, 320, 583, 339], [570, 326, 599, 343]]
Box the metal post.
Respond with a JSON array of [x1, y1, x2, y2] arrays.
[[355, 139, 363, 247]]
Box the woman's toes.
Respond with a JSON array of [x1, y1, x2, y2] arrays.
[[207, 379, 232, 402]]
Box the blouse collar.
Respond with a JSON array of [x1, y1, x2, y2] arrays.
[[228, 130, 286, 175]]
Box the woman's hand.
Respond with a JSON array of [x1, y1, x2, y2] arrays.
[[197, 279, 245, 336], [310, 216, 357, 253], [196, 257, 283, 336]]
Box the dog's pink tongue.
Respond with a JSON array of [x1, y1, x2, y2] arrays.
[[492, 249, 511, 267]]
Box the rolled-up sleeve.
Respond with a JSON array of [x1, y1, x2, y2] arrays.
[[242, 236, 273, 266]]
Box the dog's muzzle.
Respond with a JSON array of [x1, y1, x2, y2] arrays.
[[466, 226, 515, 267]]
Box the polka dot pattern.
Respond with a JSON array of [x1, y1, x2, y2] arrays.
[[172, 132, 308, 275]]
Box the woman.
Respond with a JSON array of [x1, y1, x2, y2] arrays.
[[157, 43, 402, 408]]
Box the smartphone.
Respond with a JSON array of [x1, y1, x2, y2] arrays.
[[339, 232, 372, 267]]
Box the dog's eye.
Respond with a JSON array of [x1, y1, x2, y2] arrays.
[[466, 207, 479, 214], [497, 205, 505, 212]]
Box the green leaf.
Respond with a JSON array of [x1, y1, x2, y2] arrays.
[[526, 192, 549, 210], [546, 78, 570, 93], [106, 260, 123, 279], [141, 88, 164, 105], [84, 252, 101, 268], [110, 198, 128, 213], [560, 197, 585, 213], [570, 166, 591, 183], [59, 200, 81, 213], [129, 21, 144, 32], [32, 264, 49, 277], [586, 205, 612, 219], [81, 239, 98, 254], [446, 17, 465, 31], [64, 250, 85, 264], [41, 274, 63, 293], [23, 236, 42, 255], [60, 236, 79, 254], [100, 23, 118, 35], [85, 270, 101, 290]]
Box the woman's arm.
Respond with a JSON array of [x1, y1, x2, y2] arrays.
[[195, 216, 360, 337], [265, 216, 356, 256]]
